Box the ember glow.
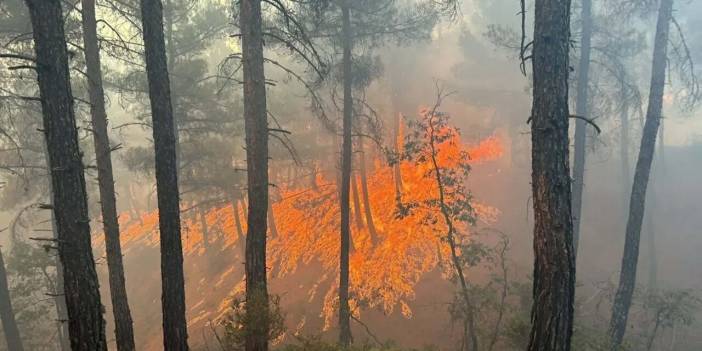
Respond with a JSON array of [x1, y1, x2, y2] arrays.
[[102, 128, 504, 333]]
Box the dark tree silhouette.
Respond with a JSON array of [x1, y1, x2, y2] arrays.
[[24, 0, 107, 349], [240, 0, 270, 350], [527, 0, 576, 350], [80, 0, 136, 349], [139, 0, 188, 349], [609, 0, 674, 348], [0, 248, 23, 351]]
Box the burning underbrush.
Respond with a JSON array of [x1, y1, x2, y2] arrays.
[[93, 132, 504, 349]]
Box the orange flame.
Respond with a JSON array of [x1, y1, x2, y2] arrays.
[[104, 131, 504, 327]]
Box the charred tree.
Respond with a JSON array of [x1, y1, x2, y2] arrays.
[[139, 0, 189, 349], [358, 138, 378, 244], [80, 0, 136, 349], [25, 0, 107, 349], [268, 196, 279, 238], [230, 194, 246, 249], [527, 0, 576, 350], [240, 0, 270, 350], [608, 0, 673, 347], [338, 0, 353, 346], [0, 247, 23, 351], [351, 174, 364, 230], [571, 0, 592, 255]]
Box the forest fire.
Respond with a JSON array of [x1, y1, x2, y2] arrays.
[[99, 130, 504, 336]]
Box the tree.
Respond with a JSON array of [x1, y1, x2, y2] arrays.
[[239, 0, 270, 350], [0, 246, 23, 351], [24, 0, 107, 349], [608, 0, 674, 347], [527, 0, 576, 350], [571, 0, 592, 254], [139, 0, 188, 348], [400, 91, 480, 350], [80, 0, 136, 349], [338, 2, 354, 345], [299, 1, 449, 344]]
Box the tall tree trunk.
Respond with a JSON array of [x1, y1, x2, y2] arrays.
[[338, 0, 353, 346], [163, 0, 180, 161], [25, 0, 107, 349], [571, 0, 592, 255], [527, 0, 576, 350], [240, 0, 270, 350], [358, 139, 378, 244], [81, 1, 136, 349], [139, 0, 189, 349], [608, 0, 673, 347], [0, 247, 23, 351]]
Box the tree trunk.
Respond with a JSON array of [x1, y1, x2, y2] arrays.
[[240, 0, 270, 350], [163, 0, 181, 161], [608, 0, 673, 348], [0, 247, 23, 351], [571, 0, 592, 255], [338, 0, 353, 346], [139, 0, 189, 349], [268, 195, 279, 238], [358, 139, 378, 244], [81, 1, 136, 349], [351, 172, 364, 230], [25, 0, 107, 349], [527, 0, 576, 350], [230, 195, 246, 250], [425, 119, 479, 351]]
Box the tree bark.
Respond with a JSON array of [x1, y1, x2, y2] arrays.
[[338, 0, 353, 346], [25, 0, 107, 349], [81, 1, 136, 349], [608, 0, 673, 348], [139, 0, 189, 349], [527, 0, 576, 350], [571, 0, 592, 255], [240, 0, 270, 350], [0, 247, 23, 351]]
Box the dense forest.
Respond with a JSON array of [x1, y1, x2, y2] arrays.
[[0, 0, 701, 350]]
